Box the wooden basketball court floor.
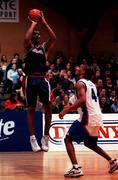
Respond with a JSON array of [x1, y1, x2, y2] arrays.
[[0, 151, 117, 180]]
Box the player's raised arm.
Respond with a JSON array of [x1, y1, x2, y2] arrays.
[[24, 20, 37, 51], [40, 11, 56, 53]]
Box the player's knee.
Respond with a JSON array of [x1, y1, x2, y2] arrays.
[[64, 135, 71, 144], [84, 141, 97, 148], [84, 141, 90, 147]]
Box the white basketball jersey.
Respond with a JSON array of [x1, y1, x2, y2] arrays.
[[78, 79, 103, 126]]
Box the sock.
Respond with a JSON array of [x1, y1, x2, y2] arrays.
[[43, 135, 49, 139], [73, 164, 80, 168], [30, 135, 36, 140]]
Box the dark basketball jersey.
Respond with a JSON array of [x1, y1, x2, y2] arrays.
[[24, 45, 47, 75]]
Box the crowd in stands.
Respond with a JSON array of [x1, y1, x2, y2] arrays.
[[0, 51, 118, 113]]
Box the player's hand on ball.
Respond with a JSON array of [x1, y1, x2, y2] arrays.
[[28, 9, 41, 23], [28, 16, 37, 24], [40, 11, 47, 24]]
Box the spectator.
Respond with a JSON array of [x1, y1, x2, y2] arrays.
[[60, 73, 73, 94], [99, 97, 111, 113], [5, 92, 24, 111], [105, 77, 113, 96], [53, 83, 62, 97], [13, 53, 23, 69], [99, 88, 109, 104], [0, 54, 8, 82], [56, 89, 68, 111], [109, 90, 116, 105], [111, 96, 118, 113], [96, 79, 104, 96], [7, 63, 19, 91]]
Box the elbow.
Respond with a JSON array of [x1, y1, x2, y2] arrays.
[[52, 34, 56, 42]]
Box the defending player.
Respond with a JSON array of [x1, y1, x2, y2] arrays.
[[59, 65, 118, 177]]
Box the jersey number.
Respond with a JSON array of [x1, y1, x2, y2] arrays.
[[91, 88, 97, 102]]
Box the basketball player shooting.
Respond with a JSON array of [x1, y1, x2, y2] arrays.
[[59, 65, 118, 178], [24, 9, 56, 152]]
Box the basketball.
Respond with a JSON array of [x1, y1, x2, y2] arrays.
[[28, 9, 41, 22]]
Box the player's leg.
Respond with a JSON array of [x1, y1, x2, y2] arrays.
[[64, 120, 84, 177], [41, 102, 52, 151], [39, 78, 52, 151], [84, 138, 111, 161], [26, 77, 41, 152], [84, 137, 118, 173], [27, 106, 35, 136], [65, 135, 78, 165]]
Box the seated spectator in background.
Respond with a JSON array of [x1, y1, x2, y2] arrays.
[[51, 100, 59, 113], [6, 57, 17, 73], [91, 60, 100, 72], [99, 97, 111, 113], [55, 69, 66, 83], [47, 72, 57, 89], [111, 96, 118, 113], [93, 70, 101, 84], [60, 73, 73, 94], [0, 54, 8, 82], [96, 79, 104, 96], [5, 58, 18, 93], [54, 56, 65, 71], [48, 63, 59, 76], [7, 63, 19, 91], [66, 81, 75, 98], [66, 70, 76, 85], [53, 83, 62, 97], [109, 90, 116, 105], [53, 50, 67, 70], [5, 92, 24, 111], [103, 70, 111, 81], [56, 89, 69, 111], [13, 53, 23, 69], [99, 88, 109, 104], [105, 77, 113, 96]]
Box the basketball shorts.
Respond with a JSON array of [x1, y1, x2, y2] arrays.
[[66, 120, 98, 146], [25, 76, 50, 107]]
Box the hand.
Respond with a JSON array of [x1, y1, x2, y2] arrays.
[[59, 111, 65, 119], [28, 16, 38, 25], [40, 11, 47, 24], [59, 106, 70, 119]]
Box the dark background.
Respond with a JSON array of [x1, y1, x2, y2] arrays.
[[37, 0, 118, 59]]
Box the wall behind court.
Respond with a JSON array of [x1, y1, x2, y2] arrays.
[[0, 1, 118, 61]]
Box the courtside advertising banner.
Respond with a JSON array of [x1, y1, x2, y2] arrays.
[[0, 0, 19, 22], [0, 111, 43, 151], [48, 114, 118, 151]]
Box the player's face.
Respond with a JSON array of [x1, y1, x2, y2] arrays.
[[79, 64, 86, 76], [75, 65, 85, 77], [75, 66, 80, 75], [32, 31, 40, 45]]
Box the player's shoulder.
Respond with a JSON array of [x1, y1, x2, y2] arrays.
[[76, 80, 86, 91]]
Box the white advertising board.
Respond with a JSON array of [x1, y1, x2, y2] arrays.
[[47, 114, 118, 151]]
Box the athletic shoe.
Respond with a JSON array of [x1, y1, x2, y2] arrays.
[[41, 135, 49, 152], [64, 166, 84, 178], [108, 159, 118, 173], [30, 135, 41, 152]]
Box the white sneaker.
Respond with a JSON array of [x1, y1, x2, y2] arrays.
[[108, 159, 118, 173], [64, 166, 84, 178], [30, 135, 41, 152], [41, 135, 49, 152]]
